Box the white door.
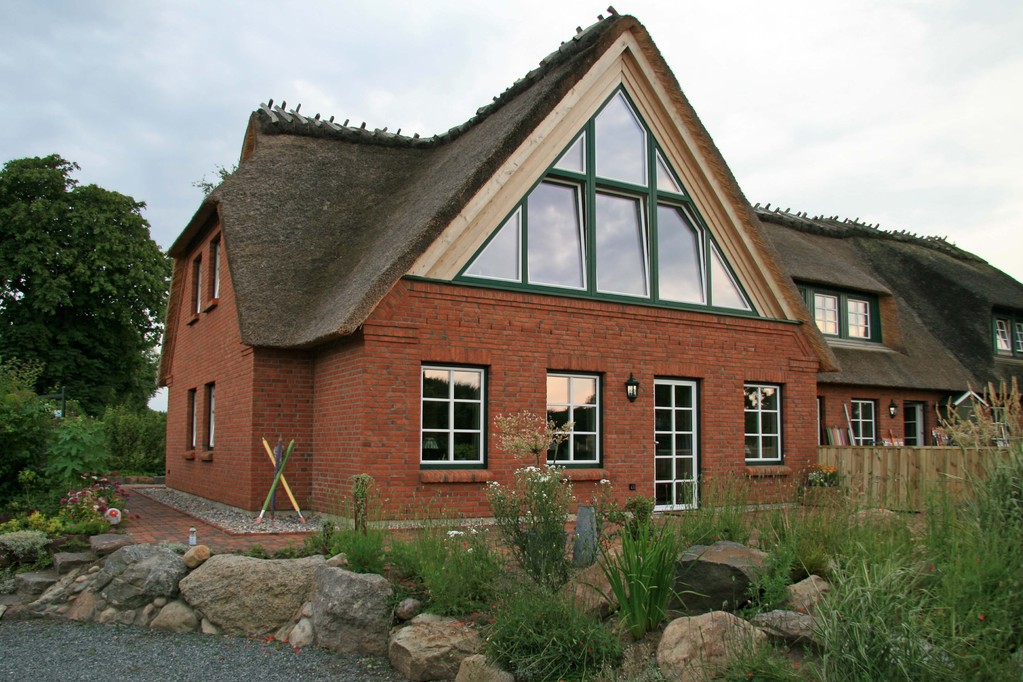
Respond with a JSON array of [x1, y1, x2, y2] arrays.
[[654, 379, 698, 510]]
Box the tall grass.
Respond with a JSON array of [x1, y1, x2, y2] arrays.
[[600, 519, 678, 638]]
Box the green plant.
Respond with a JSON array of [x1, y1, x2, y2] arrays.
[[805, 463, 840, 488], [487, 464, 572, 591], [326, 523, 386, 574], [58, 475, 128, 530], [419, 526, 502, 615], [350, 473, 374, 535], [0, 358, 53, 504], [486, 585, 622, 681], [494, 411, 573, 467], [720, 640, 807, 681], [102, 404, 166, 475], [599, 519, 678, 638], [0, 530, 50, 566], [677, 475, 751, 547], [44, 417, 109, 485], [742, 543, 797, 616]]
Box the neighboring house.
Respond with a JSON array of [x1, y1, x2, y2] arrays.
[[757, 208, 1023, 447], [158, 12, 1022, 516]]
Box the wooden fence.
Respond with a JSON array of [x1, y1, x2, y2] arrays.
[[817, 446, 1010, 512]]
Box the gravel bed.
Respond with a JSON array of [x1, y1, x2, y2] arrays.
[[0, 619, 403, 681], [132, 486, 325, 534]]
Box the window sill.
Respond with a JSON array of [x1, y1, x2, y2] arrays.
[[186, 314, 200, 326], [182, 451, 196, 461], [420, 470, 493, 484], [744, 465, 790, 478], [202, 298, 219, 313], [200, 450, 213, 462], [561, 468, 610, 482]]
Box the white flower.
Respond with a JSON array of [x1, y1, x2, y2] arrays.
[[447, 530, 465, 538]]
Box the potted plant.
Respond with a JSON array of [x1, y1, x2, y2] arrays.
[[802, 464, 843, 507]]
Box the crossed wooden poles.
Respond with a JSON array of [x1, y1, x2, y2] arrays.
[[256, 437, 306, 524]]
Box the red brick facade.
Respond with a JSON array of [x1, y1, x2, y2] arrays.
[[165, 236, 822, 516], [816, 385, 944, 447]]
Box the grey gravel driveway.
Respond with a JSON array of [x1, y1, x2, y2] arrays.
[[0, 619, 404, 681]]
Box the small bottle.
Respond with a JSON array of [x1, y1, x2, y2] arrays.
[[188, 527, 197, 546]]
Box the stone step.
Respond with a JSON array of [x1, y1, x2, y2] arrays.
[[90, 533, 135, 556], [15, 570, 59, 597], [53, 551, 97, 575]]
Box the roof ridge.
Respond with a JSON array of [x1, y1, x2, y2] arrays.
[[254, 8, 624, 148], [753, 204, 984, 263]]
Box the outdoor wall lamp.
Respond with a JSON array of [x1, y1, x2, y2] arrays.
[[625, 373, 640, 402], [888, 400, 898, 418]]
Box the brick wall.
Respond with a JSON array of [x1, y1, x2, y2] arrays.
[[816, 384, 947, 446], [308, 278, 821, 518]]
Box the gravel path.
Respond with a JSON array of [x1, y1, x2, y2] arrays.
[[136, 485, 325, 534], [0, 619, 404, 681]]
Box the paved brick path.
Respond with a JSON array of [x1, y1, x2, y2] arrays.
[[122, 486, 313, 554]]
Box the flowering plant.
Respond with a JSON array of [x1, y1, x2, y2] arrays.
[[494, 411, 574, 467], [60, 474, 130, 526], [806, 464, 841, 488]]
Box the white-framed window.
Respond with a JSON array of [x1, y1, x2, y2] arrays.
[[210, 238, 221, 300], [186, 388, 197, 450], [851, 399, 876, 445], [420, 366, 485, 465], [995, 318, 1012, 353], [205, 382, 215, 449], [547, 373, 600, 464], [744, 384, 782, 462], [813, 294, 839, 336], [1015, 321, 1023, 354], [847, 298, 871, 338], [192, 256, 203, 315]]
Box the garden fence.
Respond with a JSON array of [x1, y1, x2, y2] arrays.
[[817, 446, 1010, 512]]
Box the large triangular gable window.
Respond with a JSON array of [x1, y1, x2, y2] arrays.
[[462, 89, 752, 313]]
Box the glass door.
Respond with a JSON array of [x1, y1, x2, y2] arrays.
[[654, 379, 698, 510]]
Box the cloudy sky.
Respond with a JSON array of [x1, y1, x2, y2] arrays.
[[4, 0, 1020, 277]]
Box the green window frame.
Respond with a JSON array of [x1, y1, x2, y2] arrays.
[[798, 285, 881, 342], [460, 88, 753, 314], [744, 383, 782, 463], [546, 372, 601, 466], [420, 365, 486, 468], [993, 313, 1023, 357]]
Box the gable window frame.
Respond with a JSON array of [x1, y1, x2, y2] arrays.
[[744, 383, 782, 463], [460, 87, 753, 315], [205, 382, 216, 450], [799, 284, 881, 342], [192, 255, 203, 316], [851, 399, 876, 446], [546, 372, 601, 466], [420, 364, 486, 468], [209, 237, 221, 302]]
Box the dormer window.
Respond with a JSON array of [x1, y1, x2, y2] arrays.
[[461, 88, 752, 313], [993, 313, 1023, 357], [799, 285, 880, 342]]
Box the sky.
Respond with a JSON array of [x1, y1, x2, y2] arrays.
[[3, 0, 1022, 409]]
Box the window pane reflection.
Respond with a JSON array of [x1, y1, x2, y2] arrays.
[[465, 209, 520, 282], [595, 193, 648, 297], [657, 205, 704, 304], [527, 182, 584, 289], [594, 92, 646, 185]]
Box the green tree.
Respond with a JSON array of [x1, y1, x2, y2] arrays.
[[0, 155, 170, 414]]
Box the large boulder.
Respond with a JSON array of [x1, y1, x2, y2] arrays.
[[456, 654, 515, 682], [179, 554, 324, 637], [785, 575, 831, 614], [92, 545, 187, 610], [673, 541, 766, 613], [312, 565, 393, 656], [657, 611, 768, 681], [751, 609, 821, 648], [89, 534, 135, 556], [150, 599, 199, 633], [389, 614, 482, 681]]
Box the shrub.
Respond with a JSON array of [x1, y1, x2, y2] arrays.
[[487, 465, 572, 591], [421, 526, 502, 615], [600, 518, 678, 638], [102, 405, 166, 475], [486, 585, 622, 681], [0, 358, 53, 504], [58, 475, 129, 532], [326, 523, 386, 574], [0, 530, 50, 566], [44, 416, 109, 485]]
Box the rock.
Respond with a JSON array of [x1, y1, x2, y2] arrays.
[[312, 565, 393, 656], [15, 570, 59, 597], [562, 559, 614, 618], [97, 607, 118, 624], [289, 617, 314, 649], [389, 614, 483, 682], [455, 654, 515, 682], [182, 545, 211, 569], [151, 599, 199, 633], [395, 597, 423, 621], [673, 541, 766, 613], [657, 611, 768, 681], [53, 551, 97, 575], [136, 602, 158, 627], [201, 618, 221, 635], [179, 554, 324, 637], [300, 601, 313, 618], [93, 545, 187, 609], [0, 604, 6, 620], [153, 596, 168, 607], [325, 553, 349, 568], [751, 609, 821, 647], [90, 534, 135, 556], [785, 575, 831, 614], [67, 590, 99, 622]]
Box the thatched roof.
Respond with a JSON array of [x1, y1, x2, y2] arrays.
[[169, 13, 635, 348], [757, 208, 1023, 391]]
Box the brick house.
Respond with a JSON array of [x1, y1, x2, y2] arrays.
[[158, 12, 1022, 516]]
